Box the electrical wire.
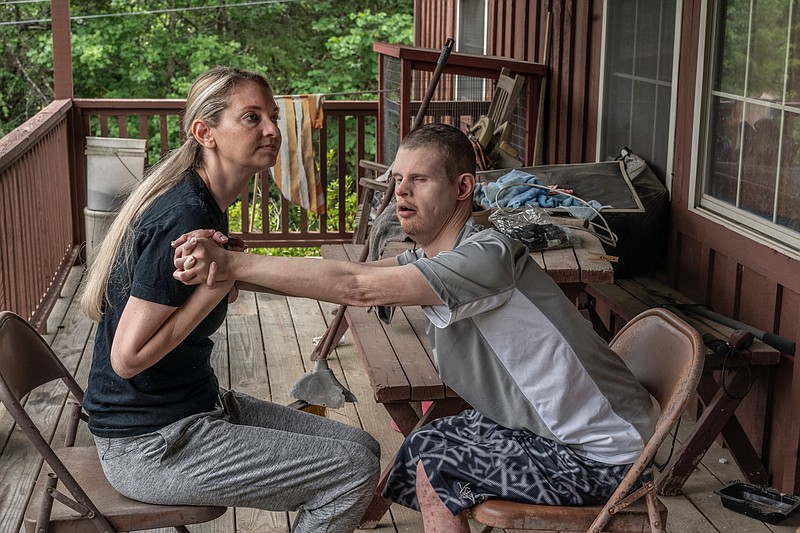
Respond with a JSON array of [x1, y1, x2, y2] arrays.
[[1, 0, 49, 5], [0, 0, 301, 26]]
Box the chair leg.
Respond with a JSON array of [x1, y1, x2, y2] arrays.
[[173, 526, 191, 533], [39, 473, 118, 533], [64, 401, 82, 446], [35, 474, 58, 532], [645, 490, 665, 533]]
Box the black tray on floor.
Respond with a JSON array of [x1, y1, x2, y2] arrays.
[[715, 481, 800, 524]]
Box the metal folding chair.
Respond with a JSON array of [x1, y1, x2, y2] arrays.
[[0, 311, 226, 532], [470, 308, 705, 532]]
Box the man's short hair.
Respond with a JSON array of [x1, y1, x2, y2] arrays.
[[400, 123, 476, 181]]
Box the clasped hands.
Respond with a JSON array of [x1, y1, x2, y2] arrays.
[[172, 228, 243, 288]]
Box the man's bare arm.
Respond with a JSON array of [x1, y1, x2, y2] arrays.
[[174, 238, 441, 308]]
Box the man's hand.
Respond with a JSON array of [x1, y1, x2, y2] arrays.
[[225, 236, 248, 252], [173, 237, 229, 287]]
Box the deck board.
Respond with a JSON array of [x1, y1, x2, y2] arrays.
[[2, 265, 799, 532]]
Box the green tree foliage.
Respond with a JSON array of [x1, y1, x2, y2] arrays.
[[0, 0, 413, 135], [294, 8, 413, 96], [0, 1, 53, 133]]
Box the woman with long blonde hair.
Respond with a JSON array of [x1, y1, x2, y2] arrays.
[[81, 66, 379, 533]]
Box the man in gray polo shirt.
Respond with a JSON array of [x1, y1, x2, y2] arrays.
[[173, 122, 658, 532]]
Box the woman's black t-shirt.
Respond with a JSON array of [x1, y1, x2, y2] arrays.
[[84, 172, 228, 437]]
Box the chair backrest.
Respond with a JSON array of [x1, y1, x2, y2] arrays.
[[486, 67, 524, 128], [610, 308, 704, 436], [0, 311, 84, 404], [599, 308, 705, 512]]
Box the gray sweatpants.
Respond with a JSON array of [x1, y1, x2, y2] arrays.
[[93, 390, 380, 533]]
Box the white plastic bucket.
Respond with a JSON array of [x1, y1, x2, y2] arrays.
[[85, 136, 146, 211], [84, 207, 117, 267]]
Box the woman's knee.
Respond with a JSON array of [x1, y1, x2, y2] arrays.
[[362, 432, 381, 460], [352, 443, 381, 488]]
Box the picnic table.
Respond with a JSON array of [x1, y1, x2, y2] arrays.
[[320, 230, 615, 527]]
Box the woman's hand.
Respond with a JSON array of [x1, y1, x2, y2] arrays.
[[228, 284, 240, 303], [172, 229, 248, 252], [173, 229, 246, 295], [173, 237, 228, 287]]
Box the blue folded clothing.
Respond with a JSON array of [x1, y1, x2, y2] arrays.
[[474, 169, 604, 218], [476, 171, 533, 206], [505, 188, 541, 208], [474, 170, 541, 208]]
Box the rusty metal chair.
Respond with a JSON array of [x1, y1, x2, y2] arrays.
[[470, 308, 705, 533], [0, 311, 226, 532]]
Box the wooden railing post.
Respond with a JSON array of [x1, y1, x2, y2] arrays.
[[51, 1, 74, 100]]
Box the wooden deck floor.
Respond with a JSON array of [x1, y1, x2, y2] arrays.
[[2, 266, 800, 532]]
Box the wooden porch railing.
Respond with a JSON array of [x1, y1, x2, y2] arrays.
[[73, 98, 379, 247], [0, 99, 78, 332], [1, 98, 378, 331]]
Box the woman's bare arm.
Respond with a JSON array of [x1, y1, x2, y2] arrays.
[[110, 280, 234, 378]]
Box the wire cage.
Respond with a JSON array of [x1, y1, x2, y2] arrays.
[[375, 43, 546, 167]]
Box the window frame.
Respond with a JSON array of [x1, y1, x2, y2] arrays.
[[455, 0, 488, 101], [689, 0, 800, 256]]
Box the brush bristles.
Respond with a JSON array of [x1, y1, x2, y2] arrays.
[[302, 404, 327, 417], [286, 399, 327, 417]]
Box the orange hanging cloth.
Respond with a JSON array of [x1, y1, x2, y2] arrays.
[[272, 94, 326, 214]]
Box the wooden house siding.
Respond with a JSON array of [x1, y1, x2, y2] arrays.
[[414, 0, 603, 164], [668, 1, 800, 494], [414, 0, 456, 46], [415, 0, 800, 493]]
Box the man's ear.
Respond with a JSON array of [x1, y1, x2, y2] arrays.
[[456, 173, 476, 201], [191, 119, 215, 148]]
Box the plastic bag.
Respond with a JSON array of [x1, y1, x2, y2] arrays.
[[489, 207, 579, 251]]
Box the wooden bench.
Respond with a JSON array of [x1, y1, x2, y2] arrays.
[[584, 275, 781, 496]]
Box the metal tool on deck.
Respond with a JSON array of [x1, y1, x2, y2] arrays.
[[289, 38, 456, 409], [675, 303, 795, 355]]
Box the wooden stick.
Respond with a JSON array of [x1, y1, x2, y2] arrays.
[[533, 11, 551, 166]]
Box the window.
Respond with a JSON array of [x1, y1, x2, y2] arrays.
[[599, 0, 679, 183], [698, 0, 800, 244], [455, 0, 487, 101]]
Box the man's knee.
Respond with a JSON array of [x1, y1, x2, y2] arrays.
[[415, 460, 434, 493]]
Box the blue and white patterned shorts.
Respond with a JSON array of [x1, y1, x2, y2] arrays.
[[382, 408, 631, 515]]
